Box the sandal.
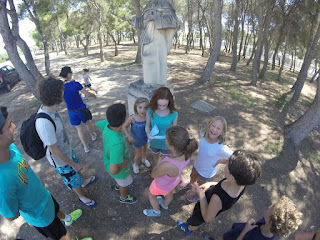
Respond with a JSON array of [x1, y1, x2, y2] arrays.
[[79, 198, 97, 208], [81, 176, 97, 188]]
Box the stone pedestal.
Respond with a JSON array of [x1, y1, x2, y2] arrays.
[[127, 79, 174, 116]]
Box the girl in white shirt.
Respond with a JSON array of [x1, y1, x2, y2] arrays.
[[180, 116, 233, 202]]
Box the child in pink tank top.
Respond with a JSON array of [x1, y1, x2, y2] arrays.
[[143, 126, 198, 217]]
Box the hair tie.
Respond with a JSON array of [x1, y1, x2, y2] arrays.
[[187, 138, 190, 144]]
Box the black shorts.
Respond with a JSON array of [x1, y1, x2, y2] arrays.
[[34, 196, 67, 240], [187, 202, 205, 226]]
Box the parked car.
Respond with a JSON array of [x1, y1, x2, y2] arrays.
[[0, 65, 21, 92]]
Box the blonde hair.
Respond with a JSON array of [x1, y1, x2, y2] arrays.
[[203, 116, 227, 144], [269, 196, 302, 237], [133, 97, 149, 115]]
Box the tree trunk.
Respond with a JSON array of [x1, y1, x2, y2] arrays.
[[201, 0, 222, 82], [259, 40, 270, 79], [310, 66, 320, 83], [230, 0, 240, 71], [290, 21, 320, 103], [238, 13, 245, 62], [277, 37, 288, 81], [246, 33, 256, 65], [97, 8, 104, 62], [271, 22, 286, 70], [0, 0, 39, 98], [132, 0, 142, 63], [284, 74, 320, 146]]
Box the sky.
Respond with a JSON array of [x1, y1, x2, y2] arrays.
[[0, 1, 36, 54]]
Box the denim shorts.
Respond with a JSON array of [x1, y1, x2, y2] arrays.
[[54, 151, 84, 190], [67, 110, 87, 126], [149, 146, 170, 155]]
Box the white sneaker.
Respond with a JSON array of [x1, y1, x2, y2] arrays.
[[84, 146, 90, 153], [142, 159, 151, 168], [91, 132, 97, 141], [132, 164, 139, 174]]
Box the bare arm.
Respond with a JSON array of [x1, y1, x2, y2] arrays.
[[214, 157, 229, 167], [80, 88, 96, 98], [109, 158, 128, 175], [172, 113, 178, 126], [236, 219, 257, 240], [122, 117, 135, 143], [6, 212, 20, 221], [151, 161, 179, 179], [145, 113, 154, 140], [48, 144, 82, 172]]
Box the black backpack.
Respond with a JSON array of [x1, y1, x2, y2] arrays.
[[20, 112, 56, 160]]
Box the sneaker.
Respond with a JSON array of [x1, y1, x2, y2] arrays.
[[119, 195, 137, 204], [114, 184, 120, 191], [141, 159, 151, 168], [143, 208, 161, 217], [180, 182, 192, 190], [177, 220, 193, 235], [132, 164, 139, 174], [157, 196, 168, 210], [187, 194, 199, 202], [84, 146, 90, 153], [91, 132, 97, 141], [65, 209, 82, 226]]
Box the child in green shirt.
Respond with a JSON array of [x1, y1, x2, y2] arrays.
[[96, 103, 137, 204]]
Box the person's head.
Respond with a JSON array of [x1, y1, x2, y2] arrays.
[[82, 68, 89, 75], [149, 87, 176, 116], [0, 107, 16, 148], [165, 126, 198, 160], [203, 116, 227, 144], [59, 66, 72, 79], [106, 103, 126, 127], [38, 77, 64, 107], [225, 150, 262, 186], [265, 196, 302, 237], [134, 97, 149, 117]]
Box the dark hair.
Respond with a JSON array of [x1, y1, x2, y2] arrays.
[[38, 77, 64, 106], [59, 66, 72, 78], [83, 68, 89, 72], [0, 107, 8, 134], [107, 103, 126, 127], [149, 87, 176, 118], [228, 150, 262, 186], [166, 126, 198, 160]]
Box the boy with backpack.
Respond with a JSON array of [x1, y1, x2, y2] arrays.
[[33, 77, 97, 208]]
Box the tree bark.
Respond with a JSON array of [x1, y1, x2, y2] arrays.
[[201, 0, 222, 83], [230, 0, 240, 71], [132, 0, 142, 63], [259, 40, 270, 79], [277, 37, 288, 81]]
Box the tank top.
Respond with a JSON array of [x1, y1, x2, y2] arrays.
[[130, 115, 147, 148], [155, 156, 190, 191], [192, 178, 245, 221]]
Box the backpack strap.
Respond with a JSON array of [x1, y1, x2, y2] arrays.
[[35, 113, 57, 167]]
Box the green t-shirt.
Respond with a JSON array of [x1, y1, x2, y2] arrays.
[[96, 120, 130, 179]]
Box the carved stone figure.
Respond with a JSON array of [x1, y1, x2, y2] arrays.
[[133, 0, 178, 85]]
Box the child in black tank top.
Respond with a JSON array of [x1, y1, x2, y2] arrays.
[[177, 150, 262, 236]]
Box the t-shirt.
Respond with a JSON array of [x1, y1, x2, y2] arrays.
[[35, 107, 72, 168], [96, 120, 130, 179], [83, 74, 89, 84], [147, 108, 178, 150], [0, 144, 54, 227], [223, 218, 275, 240], [63, 81, 86, 110], [194, 132, 233, 178]]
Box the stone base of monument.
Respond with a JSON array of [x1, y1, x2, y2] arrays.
[[127, 79, 174, 116]]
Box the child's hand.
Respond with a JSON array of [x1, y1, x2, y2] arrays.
[[243, 219, 258, 233], [191, 183, 204, 196], [72, 163, 83, 173], [127, 136, 136, 144], [199, 182, 216, 191], [213, 158, 228, 167], [147, 133, 154, 141]]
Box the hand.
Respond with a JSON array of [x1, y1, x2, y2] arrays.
[[128, 136, 136, 144], [243, 219, 258, 233], [214, 157, 228, 167], [72, 163, 83, 173], [191, 183, 204, 197], [147, 133, 154, 141], [199, 182, 215, 191]]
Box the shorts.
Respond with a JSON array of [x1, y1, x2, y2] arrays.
[[54, 151, 84, 190], [34, 196, 67, 240], [84, 83, 91, 88], [67, 110, 88, 126], [187, 202, 205, 226], [149, 146, 170, 155], [193, 167, 211, 181], [149, 180, 171, 196], [114, 174, 133, 187]]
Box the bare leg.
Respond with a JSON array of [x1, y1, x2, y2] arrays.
[[75, 125, 87, 148], [134, 148, 142, 165], [57, 210, 66, 220], [188, 225, 200, 231], [148, 191, 160, 212], [119, 186, 128, 199], [197, 178, 207, 186], [73, 186, 94, 206], [189, 167, 200, 185], [295, 231, 317, 240], [60, 234, 72, 240], [141, 144, 148, 160], [163, 191, 173, 208], [154, 152, 161, 166], [84, 120, 94, 137]]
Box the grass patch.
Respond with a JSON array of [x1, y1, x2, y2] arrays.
[[226, 84, 256, 106], [308, 150, 318, 161], [265, 141, 281, 154]]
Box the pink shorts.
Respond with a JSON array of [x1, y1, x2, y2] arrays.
[[149, 180, 171, 196]]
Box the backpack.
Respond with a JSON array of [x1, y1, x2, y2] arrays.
[[20, 112, 56, 160]]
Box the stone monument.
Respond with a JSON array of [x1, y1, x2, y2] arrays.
[[128, 0, 178, 115]]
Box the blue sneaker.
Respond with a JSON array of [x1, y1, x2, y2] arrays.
[[177, 220, 193, 235], [157, 196, 168, 210], [143, 209, 161, 217]]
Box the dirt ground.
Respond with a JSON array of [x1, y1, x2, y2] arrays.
[[0, 43, 319, 240]]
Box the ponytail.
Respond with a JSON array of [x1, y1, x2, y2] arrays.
[[184, 138, 198, 160]]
